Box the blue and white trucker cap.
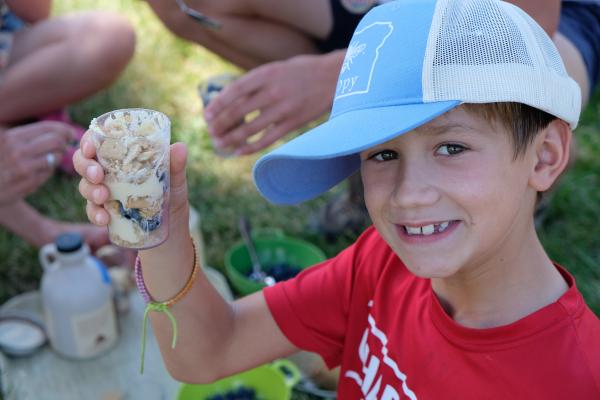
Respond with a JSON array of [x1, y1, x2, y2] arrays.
[[253, 0, 581, 205]]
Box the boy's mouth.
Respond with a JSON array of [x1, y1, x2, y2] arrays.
[[402, 221, 453, 236]]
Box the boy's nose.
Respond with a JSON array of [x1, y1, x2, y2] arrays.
[[390, 163, 441, 209]]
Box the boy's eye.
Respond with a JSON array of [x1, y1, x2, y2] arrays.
[[370, 150, 397, 161], [436, 143, 467, 156]]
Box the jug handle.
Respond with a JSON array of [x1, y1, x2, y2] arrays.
[[39, 243, 58, 271]]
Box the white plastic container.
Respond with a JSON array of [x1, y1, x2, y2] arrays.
[[39, 233, 118, 359]]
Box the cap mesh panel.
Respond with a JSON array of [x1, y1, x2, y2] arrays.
[[422, 0, 580, 128]]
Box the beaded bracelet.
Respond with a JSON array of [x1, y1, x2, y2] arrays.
[[135, 238, 199, 373]]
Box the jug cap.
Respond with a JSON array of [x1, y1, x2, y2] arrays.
[[56, 232, 83, 253]]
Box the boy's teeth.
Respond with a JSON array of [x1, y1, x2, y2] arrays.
[[421, 224, 435, 235], [404, 221, 451, 236], [406, 226, 422, 235]]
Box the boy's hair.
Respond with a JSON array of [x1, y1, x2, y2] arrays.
[[463, 103, 558, 159]]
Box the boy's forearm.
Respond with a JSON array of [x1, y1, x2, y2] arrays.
[[6, 0, 52, 23], [139, 211, 236, 382], [149, 270, 237, 382]]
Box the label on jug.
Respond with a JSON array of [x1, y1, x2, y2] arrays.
[[71, 301, 118, 357]]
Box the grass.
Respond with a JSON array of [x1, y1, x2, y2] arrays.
[[0, 1, 598, 397]]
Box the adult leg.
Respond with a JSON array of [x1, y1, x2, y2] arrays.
[[0, 200, 109, 250], [556, 0, 600, 108], [0, 11, 135, 124], [145, 0, 333, 69], [554, 34, 591, 107]]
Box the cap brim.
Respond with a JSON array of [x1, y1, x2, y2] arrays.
[[253, 100, 460, 205]]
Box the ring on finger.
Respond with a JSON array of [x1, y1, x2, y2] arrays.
[[46, 153, 57, 168]]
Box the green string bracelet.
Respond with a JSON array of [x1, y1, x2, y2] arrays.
[[140, 302, 179, 374], [135, 239, 199, 374]]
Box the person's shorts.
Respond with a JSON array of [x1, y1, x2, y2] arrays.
[[558, 1, 600, 96], [315, 0, 377, 52]]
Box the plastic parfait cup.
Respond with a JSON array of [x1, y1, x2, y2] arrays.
[[90, 108, 170, 249], [197, 73, 239, 158]]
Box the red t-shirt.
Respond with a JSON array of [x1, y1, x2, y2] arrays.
[[264, 226, 600, 399]]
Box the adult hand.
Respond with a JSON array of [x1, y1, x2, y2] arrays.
[[74, 132, 190, 235], [204, 51, 344, 155], [0, 121, 73, 205], [6, 0, 52, 23]]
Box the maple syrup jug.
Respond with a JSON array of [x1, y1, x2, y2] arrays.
[[39, 232, 118, 359]]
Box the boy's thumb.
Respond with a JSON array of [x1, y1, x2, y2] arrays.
[[168, 142, 189, 211]]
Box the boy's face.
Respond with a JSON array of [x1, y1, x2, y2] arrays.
[[360, 107, 539, 279]]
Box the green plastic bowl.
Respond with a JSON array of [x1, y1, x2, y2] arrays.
[[225, 229, 326, 296], [177, 359, 301, 400]]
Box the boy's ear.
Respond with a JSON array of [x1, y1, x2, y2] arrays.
[[529, 119, 571, 192]]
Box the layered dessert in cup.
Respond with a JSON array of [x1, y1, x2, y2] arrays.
[[198, 73, 239, 158], [90, 109, 170, 249]]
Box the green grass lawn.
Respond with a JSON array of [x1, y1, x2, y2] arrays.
[[0, 0, 598, 389]]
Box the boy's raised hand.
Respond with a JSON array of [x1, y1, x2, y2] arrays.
[[74, 129, 300, 382], [74, 131, 189, 232]]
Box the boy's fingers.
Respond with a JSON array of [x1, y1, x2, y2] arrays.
[[86, 201, 109, 226], [80, 131, 96, 158], [169, 142, 188, 186], [168, 143, 189, 210], [78, 179, 109, 205], [73, 148, 104, 184]]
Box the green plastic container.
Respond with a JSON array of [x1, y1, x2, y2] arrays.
[[225, 229, 326, 296], [177, 359, 301, 400]]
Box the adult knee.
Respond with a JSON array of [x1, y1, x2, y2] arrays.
[[70, 12, 136, 83]]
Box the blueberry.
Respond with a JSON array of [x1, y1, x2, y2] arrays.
[[285, 264, 302, 280], [129, 208, 142, 221], [265, 263, 301, 282], [118, 202, 142, 221], [225, 392, 236, 400], [235, 387, 254, 398], [117, 201, 129, 219], [207, 82, 223, 93], [139, 215, 161, 232], [205, 386, 256, 400]]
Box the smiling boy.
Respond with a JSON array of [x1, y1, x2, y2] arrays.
[[75, 0, 599, 398], [359, 103, 571, 326]]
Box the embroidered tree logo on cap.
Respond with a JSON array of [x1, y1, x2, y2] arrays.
[[342, 41, 367, 74], [335, 22, 394, 100]]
